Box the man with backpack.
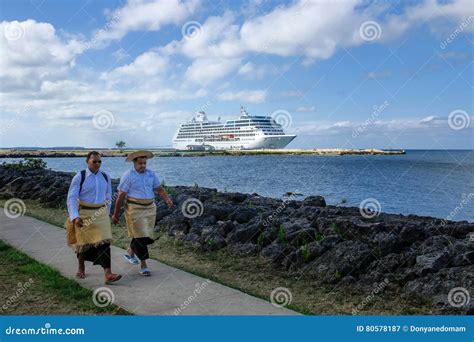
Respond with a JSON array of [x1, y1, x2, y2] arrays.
[[112, 150, 173, 277], [66, 151, 122, 284]]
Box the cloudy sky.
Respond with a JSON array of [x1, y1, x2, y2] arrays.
[[0, 0, 472, 149]]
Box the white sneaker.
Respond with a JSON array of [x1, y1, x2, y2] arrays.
[[122, 254, 139, 265]]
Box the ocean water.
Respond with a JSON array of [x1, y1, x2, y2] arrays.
[[1, 150, 473, 222]]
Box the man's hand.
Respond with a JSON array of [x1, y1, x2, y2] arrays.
[[73, 217, 83, 228], [165, 197, 173, 209], [111, 214, 120, 225]]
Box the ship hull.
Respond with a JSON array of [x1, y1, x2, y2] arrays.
[[173, 135, 296, 150]]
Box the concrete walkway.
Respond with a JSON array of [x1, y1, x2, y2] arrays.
[[0, 211, 299, 315]]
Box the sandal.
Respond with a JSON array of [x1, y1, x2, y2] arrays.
[[139, 268, 151, 276], [75, 271, 86, 279], [105, 273, 122, 284]]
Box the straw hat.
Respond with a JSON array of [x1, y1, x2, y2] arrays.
[[125, 150, 154, 162]]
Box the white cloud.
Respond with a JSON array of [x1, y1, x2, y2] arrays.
[[238, 62, 254, 76], [180, 11, 242, 59], [1, 0, 472, 149], [90, 0, 200, 46], [110, 0, 473, 88], [382, 0, 474, 41], [419, 115, 446, 124], [112, 48, 131, 61], [238, 0, 472, 63], [185, 58, 241, 85], [240, 0, 365, 60], [217, 90, 267, 103], [39, 80, 90, 99], [102, 50, 169, 82], [295, 106, 316, 113], [0, 20, 85, 91], [238, 62, 269, 79]]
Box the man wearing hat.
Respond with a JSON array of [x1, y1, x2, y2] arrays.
[[111, 150, 173, 276]]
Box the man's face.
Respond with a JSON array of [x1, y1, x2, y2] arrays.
[[87, 154, 102, 173], [134, 157, 147, 172]]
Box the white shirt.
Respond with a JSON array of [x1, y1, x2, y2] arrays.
[[117, 168, 161, 199], [67, 168, 112, 220]]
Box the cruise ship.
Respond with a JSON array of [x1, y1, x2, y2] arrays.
[[172, 107, 296, 150]]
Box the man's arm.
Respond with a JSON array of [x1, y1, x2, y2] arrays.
[[112, 172, 130, 224], [156, 186, 173, 209], [111, 191, 127, 224], [67, 173, 82, 224], [105, 172, 112, 215]]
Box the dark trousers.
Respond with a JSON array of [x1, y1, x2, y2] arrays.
[[130, 238, 150, 261], [78, 243, 111, 269]]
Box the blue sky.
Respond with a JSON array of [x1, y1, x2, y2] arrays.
[[0, 0, 472, 149]]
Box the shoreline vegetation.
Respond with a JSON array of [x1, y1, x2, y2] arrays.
[[0, 148, 406, 158], [0, 161, 472, 315]]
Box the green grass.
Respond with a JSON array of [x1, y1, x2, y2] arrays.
[[0, 240, 130, 315]]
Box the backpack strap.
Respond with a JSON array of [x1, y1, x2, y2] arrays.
[[79, 170, 108, 194], [79, 169, 86, 194]]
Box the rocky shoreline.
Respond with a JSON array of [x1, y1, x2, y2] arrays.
[[0, 165, 472, 314], [0, 147, 405, 158]]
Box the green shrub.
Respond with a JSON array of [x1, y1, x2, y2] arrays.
[[160, 180, 177, 196], [2, 157, 47, 171], [302, 244, 311, 262]]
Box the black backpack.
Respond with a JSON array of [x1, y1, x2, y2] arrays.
[[79, 169, 108, 193]]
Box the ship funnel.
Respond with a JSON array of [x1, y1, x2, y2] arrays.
[[195, 111, 207, 122]]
